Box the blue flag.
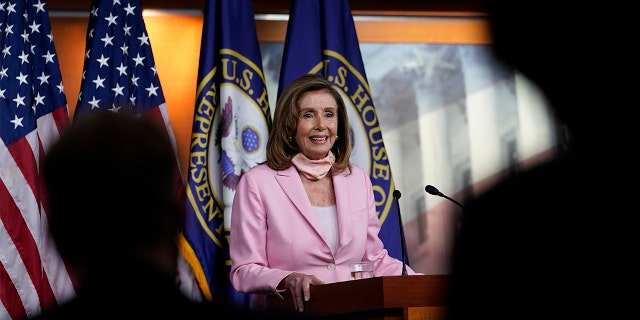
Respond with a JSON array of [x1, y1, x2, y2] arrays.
[[278, 0, 404, 262], [180, 0, 270, 307]]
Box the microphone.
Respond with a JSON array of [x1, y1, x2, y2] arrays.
[[425, 185, 465, 209], [392, 190, 409, 275]]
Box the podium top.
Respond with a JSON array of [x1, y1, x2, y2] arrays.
[[266, 275, 450, 317]]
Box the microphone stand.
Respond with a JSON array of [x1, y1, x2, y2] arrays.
[[392, 190, 408, 275]]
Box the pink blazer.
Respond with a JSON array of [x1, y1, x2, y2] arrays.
[[229, 163, 418, 304]]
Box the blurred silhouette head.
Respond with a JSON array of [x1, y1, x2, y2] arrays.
[[444, 4, 640, 320], [43, 111, 183, 276], [486, 0, 638, 153]]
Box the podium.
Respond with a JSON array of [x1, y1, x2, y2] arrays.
[[266, 275, 450, 320]]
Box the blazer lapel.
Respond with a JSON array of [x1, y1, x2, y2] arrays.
[[333, 167, 352, 251], [274, 166, 323, 235]]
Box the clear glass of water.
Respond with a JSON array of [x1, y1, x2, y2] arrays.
[[349, 261, 374, 280]]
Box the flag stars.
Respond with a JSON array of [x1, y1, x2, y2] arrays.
[[120, 44, 128, 55], [112, 83, 124, 97], [145, 83, 158, 97], [108, 103, 121, 113], [6, 2, 17, 14], [88, 96, 100, 109], [33, 0, 46, 13], [28, 20, 40, 33], [37, 71, 50, 85], [42, 50, 55, 63], [116, 62, 127, 76], [93, 75, 106, 89], [75, 1, 167, 120], [123, 24, 131, 36], [21, 30, 29, 42], [104, 12, 118, 26], [2, 45, 11, 57], [138, 32, 149, 46], [13, 93, 26, 107], [57, 81, 64, 94], [16, 72, 28, 85], [5, 24, 13, 35], [18, 50, 29, 64], [101, 33, 114, 47], [132, 53, 144, 66], [10, 114, 24, 129], [0, 67, 7, 78], [34, 92, 45, 106], [97, 54, 110, 67], [124, 3, 136, 16]]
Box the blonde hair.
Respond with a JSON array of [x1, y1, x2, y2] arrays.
[[266, 74, 352, 173]]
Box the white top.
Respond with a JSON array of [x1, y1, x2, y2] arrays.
[[313, 205, 339, 255]]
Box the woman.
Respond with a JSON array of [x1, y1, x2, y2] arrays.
[[229, 74, 420, 313]]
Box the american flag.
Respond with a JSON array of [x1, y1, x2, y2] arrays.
[[0, 1, 76, 319], [75, 0, 185, 194], [74, 0, 193, 298]]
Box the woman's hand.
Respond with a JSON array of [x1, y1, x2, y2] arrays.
[[280, 272, 325, 313]]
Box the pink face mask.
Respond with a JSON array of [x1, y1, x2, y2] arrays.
[[291, 151, 335, 181]]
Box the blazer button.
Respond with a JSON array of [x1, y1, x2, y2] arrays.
[[327, 263, 336, 270]]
